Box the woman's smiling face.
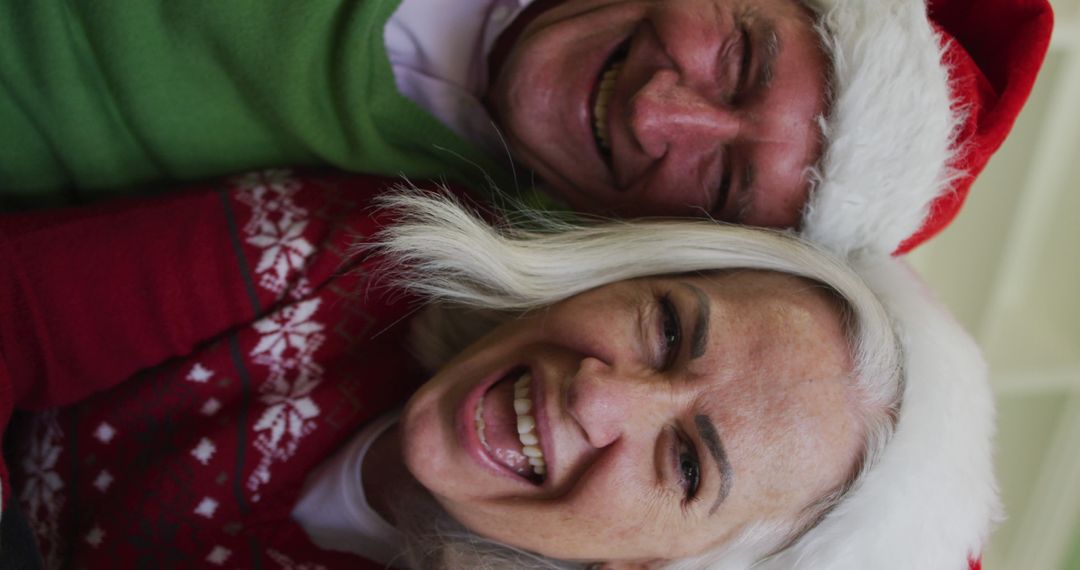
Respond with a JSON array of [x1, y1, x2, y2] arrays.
[[400, 270, 863, 564]]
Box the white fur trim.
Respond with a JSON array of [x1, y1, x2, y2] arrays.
[[758, 257, 1000, 570], [798, 0, 960, 255]]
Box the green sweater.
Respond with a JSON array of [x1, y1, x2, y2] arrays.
[[0, 0, 514, 207]]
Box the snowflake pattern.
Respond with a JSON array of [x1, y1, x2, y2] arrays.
[[267, 548, 329, 570], [20, 422, 63, 516], [85, 525, 105, 548], [247, 217, 315, 294], [247, 363, 324, 494], [201, 397, 222, 416], [253, 368, 322, 450], [194, 497, 219, 519], [93, 470, 113, 493], [233, 169, 313, 296], [233, 170, 304, 226], [187, 363, 214, 383], [93, 422, 116, 443], [19, 411, 66, 568], [191, 438, 217, 465], [14, 171, 389, 567], [250, 299, 325, 364], [206, 545, 232, 565], [232, 171, 328, 497]]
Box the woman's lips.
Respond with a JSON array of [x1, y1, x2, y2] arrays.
[[459, 367, 548, 485], [482, 372, 549, 481]]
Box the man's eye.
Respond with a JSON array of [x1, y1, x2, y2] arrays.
[[659, 294, 681, 369], [677, 436, 701, 501], [713, 151, 734, 220], [736, 26, 752, 99]]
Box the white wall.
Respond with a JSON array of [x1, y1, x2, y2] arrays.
[[908, 2, 1080, 567]]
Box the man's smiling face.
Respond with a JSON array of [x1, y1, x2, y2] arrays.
[[486, 0, 828, 227]]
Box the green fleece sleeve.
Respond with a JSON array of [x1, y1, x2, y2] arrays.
[[0, 0, 513, 207]]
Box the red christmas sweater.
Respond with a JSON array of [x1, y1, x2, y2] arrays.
[[0, 170, 426, 568]]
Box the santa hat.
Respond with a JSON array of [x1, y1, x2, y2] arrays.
[[798, 0, 1053, 255], [757, 255, 999, 570]]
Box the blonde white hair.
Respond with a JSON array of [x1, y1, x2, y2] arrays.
[[369, 189, 905, 569]]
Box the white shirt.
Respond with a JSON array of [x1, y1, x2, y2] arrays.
[[292, 412, 404, 566], [383, 0, 536, 155], [297, 6, 549, 553]]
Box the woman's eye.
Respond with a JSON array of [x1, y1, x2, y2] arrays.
[[659, 295, 681, 368], [677, 437, 701, 501]]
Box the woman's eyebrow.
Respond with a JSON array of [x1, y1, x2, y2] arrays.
[[683, 283, 710, 359], [695, 414, 734, 515]]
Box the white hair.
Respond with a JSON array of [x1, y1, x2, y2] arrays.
[[368, 188, 905, 569], [796, 0, 960, 255]]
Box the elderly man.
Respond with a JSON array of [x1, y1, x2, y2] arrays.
[[0, 0, 1052, 252], [389, 0, 1056, 253], [482, 0, 831, 226]]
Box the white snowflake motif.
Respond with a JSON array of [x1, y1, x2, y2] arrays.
[[186, 363, 214, 383], [19, 418, 64, 519], [194, 497, 219, 519], [247, 216, 314, 293], [201, 398, 222, 416], [253, 369, 321, 450], [93, 470, 113, 493], [267, 549, 328, 570], [206, 546, 232, 565], [93, 422, 116, 444], [191, 438, 217, 465], [19, 412, 66, 568], [233, 169, 316, 297], [85, 525, 105, 548], [250, 299, 325, 363], [232, 170, 303, 226]]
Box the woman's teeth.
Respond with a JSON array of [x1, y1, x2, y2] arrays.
[[514, 374, 546, 475], [475, 371, 546, 478], [593, 59, 624, 153]]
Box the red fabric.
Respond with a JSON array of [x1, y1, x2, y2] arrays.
[[896, 0, 1054, 253], [1, 185, 256, 410], [970, 557, 982, 570], [1, 170, 428, 568], [0, 168, 998, 568]]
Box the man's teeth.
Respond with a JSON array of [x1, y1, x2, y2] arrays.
[[514, 373, 546, 476], [593, 59, 624, 152]]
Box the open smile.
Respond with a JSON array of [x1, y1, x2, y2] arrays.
[[589, 40, 631, 164], [467, 368, 551, 486]]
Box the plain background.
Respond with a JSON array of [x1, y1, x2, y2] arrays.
[[907, 1, 1080, 567]]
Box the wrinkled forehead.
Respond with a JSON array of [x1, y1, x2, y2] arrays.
[[696, 270, 849, 351], [702, 278, 854, 416], [677, 270, 853, 409], [692, 271, 861, 481]]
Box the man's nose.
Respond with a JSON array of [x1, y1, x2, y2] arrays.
[[566, 357, 667, 449], [629, 69, 741, 159]]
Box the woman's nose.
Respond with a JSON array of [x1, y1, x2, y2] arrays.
[[629, 68, 741, 159], [566, 356, 665, 449]]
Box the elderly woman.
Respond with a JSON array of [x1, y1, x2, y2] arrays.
[[0, 171, 994, 569]]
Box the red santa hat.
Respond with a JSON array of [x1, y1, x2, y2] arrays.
[[758, 255, 999, 570], [798, 0, 1053, 255]]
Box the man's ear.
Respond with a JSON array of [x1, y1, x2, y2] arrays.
[[597, 560, 664, 570]]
